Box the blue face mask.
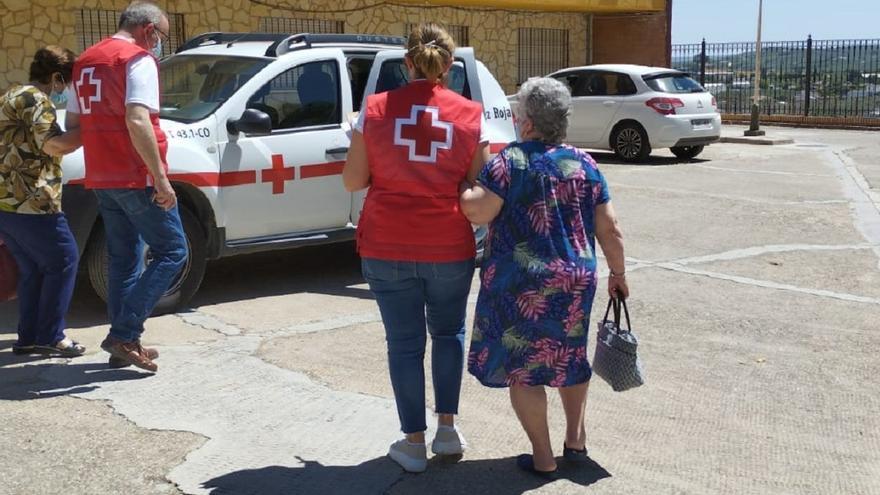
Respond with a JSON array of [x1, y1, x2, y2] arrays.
[[50, 89, 68, 107], [49, 75, 68, 107], [152, 37, 163, 58]]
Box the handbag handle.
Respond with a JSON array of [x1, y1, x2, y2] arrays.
[[603, 296, 632, 333]]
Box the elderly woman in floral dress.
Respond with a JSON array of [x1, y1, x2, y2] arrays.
[[460, 77, 629, 478]]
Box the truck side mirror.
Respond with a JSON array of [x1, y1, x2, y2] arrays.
[[227, 108, 272, 136]]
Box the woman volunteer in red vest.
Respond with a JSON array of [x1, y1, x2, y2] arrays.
[[344, 23, 490, 473]]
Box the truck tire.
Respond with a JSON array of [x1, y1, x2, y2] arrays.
[[85, 206, 207, 314]]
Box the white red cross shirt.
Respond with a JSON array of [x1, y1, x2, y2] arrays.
[[66, 35, 160, 114]]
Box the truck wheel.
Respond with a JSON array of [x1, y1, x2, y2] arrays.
[[85, 206, 207, 314]]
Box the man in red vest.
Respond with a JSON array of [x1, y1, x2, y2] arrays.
[[66, 1, 186, 372]]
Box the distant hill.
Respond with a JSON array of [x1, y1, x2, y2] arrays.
[[673, 42, 880, 76]]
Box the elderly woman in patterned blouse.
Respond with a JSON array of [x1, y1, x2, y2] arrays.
[[459, 77, 629, 478], [0, 46, 84, 356]]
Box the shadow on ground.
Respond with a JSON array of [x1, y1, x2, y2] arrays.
[[588, 150, 709, 167], [0, 360, 150, 400], [0, 242, 371, 331], [202, 455, 611, 495]]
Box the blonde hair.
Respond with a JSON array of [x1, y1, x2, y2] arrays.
[[406, 23, 456, 82]]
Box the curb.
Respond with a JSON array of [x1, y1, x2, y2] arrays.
[[719, 136, 795, 146]]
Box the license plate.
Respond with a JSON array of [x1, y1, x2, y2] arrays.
[[691, 119, 712, 126]]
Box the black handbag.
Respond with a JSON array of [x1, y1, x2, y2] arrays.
[[593, 297, 644, 392]]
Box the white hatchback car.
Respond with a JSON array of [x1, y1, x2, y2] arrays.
[[532, 64, 721, 162]]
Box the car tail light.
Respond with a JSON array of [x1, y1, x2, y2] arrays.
[[711, 96, 717, 107], [646, 97, 685, 115]]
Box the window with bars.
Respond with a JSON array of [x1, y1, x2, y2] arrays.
[[74, 9, 186, 58], [404, 24, 469, 47], [258, 17, 344, 34], [517, 28, 569, 84]]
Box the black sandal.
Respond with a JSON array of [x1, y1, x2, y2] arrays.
[[12, 344, 34, 355], [563, 442, 589, 463], [516, 454, 558, 480], [33, 339, 86, 357]]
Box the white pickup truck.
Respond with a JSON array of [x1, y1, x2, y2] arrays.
[[60, 33, 516, 310]]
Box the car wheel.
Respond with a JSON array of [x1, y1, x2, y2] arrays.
[[671, 145, 705, 160], [85, 206, 207, 314], [611, 123, 651, 163]]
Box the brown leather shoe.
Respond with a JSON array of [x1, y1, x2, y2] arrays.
[[108, 342, 159, 369], [101, 337, 157, 372]]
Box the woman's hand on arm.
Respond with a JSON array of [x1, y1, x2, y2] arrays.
[[460, 182, 503, 225], [343, 130, 370, 192], [595, 201, 629, 299], [41, 128, 82, 156]]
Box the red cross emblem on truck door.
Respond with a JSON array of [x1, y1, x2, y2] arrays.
[[75, 67, 102, 115], [394, 105, 453, 163], [261, 154, 295, 194]]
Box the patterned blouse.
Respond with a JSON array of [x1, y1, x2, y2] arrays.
[[0, 84, 64, 214], [468, 141, 610, 388]]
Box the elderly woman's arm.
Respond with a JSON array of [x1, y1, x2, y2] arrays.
[[460, 183, 503, 225], [343, 130, 370, 192], [595, 201, 630, 299]]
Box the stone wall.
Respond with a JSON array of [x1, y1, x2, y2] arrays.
[[0, 1, 668, 93], [1, 0, 589, 93]]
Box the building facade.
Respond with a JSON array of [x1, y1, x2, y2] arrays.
[[0, 0, 670, 93]]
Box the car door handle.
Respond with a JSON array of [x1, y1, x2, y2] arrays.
[[326, 147, 349, 155], [602, 101, 617, 107]]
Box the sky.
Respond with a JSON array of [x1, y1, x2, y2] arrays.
[[672, 0, 879, 44]]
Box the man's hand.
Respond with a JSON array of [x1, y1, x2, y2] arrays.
[[153, 176, 177, 210]]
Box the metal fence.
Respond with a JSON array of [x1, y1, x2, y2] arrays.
[[672, 37, 880, 125]]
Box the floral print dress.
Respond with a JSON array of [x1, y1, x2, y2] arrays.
[[467, 141, 610, 388]]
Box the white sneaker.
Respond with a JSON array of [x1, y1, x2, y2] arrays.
[[388, 439, 427, 473], [431, 425, 467, 455]]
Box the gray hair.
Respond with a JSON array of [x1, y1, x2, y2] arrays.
[[514, 77, 571, 144], [118, 1, 164, 30]]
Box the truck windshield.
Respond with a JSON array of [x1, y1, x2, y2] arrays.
[[159, 55, 270, 122]]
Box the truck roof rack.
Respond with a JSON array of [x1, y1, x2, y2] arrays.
[[269, 34, 406, 56], [176, 32, 406, 57], [175, 33, 288, 54]]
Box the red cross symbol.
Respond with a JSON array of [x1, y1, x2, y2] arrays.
[[261, 154, 296, 194], [394, 105, 453, 163], [75, 67, 102, 114]]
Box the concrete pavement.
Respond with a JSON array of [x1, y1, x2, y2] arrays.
[[1, 125, 879, 495]]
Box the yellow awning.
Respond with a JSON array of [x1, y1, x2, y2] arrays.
[[391, 0, 666, 13]]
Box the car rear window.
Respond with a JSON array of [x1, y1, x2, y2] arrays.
[[644, 73, 706, 94]]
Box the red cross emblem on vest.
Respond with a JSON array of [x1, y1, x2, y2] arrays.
[[75, 67, 102, 115], [262, 154, 295, 194], [394, 105, 453, 163]]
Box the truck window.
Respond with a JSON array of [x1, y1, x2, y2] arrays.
[[375, 59, 470, 99], [159, 55, 270, 123], [253, 60, 341, 131], [347, 56, 374, 112]]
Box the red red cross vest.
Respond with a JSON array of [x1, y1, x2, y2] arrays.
[[359, 80, 482, 262], [73, 38, 168, 189]]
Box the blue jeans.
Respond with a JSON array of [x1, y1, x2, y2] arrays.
[[362, 257, 475, 434], [94, 188, 187, 343], [0, 212, 78, 346]]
